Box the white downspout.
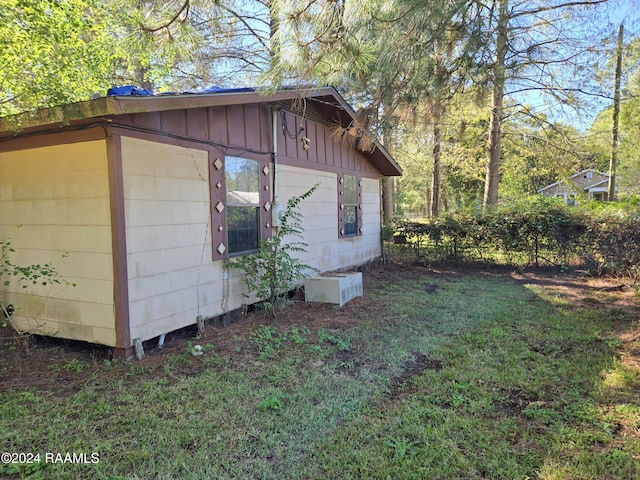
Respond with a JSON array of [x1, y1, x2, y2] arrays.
[[271, 106, 281, 228]]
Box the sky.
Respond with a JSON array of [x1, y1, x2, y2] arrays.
[[525, 0, 640, 131], [607, 0, 640, 28]]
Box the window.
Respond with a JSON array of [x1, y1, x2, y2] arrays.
[[343, 175, 358, 236], [555, 193, 577, 206], [226, 156, 260, 255]]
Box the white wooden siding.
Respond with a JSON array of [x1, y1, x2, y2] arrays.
[[121, 137, 250, 342], [0, 141, 116, 345], [276, 164, 382, 273]]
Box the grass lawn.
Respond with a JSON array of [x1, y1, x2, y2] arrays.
[[1, 264, 639, 479]]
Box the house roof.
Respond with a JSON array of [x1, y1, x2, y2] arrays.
[[0, 85, 402, 176], [587, 178, 609, 191]]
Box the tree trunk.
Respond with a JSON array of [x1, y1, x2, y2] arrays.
[[483, 0, 508, 209], [382, 177, 395, 225], [431, 121, 442, 217], [269, 0, 280, 69], [608, 23, 623, 202], [430, 48, 446, 217], [381, 110, 395, 226]]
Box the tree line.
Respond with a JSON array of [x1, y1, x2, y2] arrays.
[[1, 0, 638, 216]]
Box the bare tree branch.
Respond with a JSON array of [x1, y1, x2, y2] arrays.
[[510, 0, 608, 20], [141, 0, 191, 34]]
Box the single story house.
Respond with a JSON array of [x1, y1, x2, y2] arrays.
[[538, 169, 611, 204], [0, 86, 402, 358]]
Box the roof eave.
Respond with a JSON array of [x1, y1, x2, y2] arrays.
[[370, 140, 402, 176], [0, 97, 116, 134], [0, 87, 336, 135]]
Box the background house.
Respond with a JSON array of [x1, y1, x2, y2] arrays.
[[538, 169, 611, 204], [0, 86, 402, 358]]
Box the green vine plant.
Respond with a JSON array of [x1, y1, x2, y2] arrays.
[[226, 184, 320, 317], [1, 238, 74, 348]]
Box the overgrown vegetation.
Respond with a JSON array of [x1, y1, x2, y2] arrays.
[[391, 195, 640, 280], [0, 239, 73, 347], [226, 184, 319, 317], [1, 268, 638, 479]]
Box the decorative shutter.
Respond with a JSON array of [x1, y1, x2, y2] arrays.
[[338, 175, 345, 238], [357, 178, 363, 236], [210, 152, 227, 260], [260, 159, 273, 241]]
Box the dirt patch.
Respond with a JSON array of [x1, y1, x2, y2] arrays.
[[511, 271, 640, 311], [0, 264, 393, 396], [494, 386, 535, 416], [424, 283, 439, 294], [386, 352, 443, 398]]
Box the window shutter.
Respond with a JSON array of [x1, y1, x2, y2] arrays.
[[260, 159, 272, 241], [338, 175, 345, 238], [210, 152, 226, 261]]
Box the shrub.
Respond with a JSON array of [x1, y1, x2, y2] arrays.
[[226, 184, 319, 317], [389, 196, 639, 281], [584, 210, 640, 277]]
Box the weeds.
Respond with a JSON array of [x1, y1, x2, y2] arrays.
[[1, 237, 75, 351], [317, 328, 351, 351], [248, 325, 313, 358], [257, 392, 291, 412], [384, 435, 421, 459], [249, 325, 282, 358], [62, 358, 88, 373]]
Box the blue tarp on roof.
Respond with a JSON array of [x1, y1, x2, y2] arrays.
[[106, 85, 255, 97], [184, 86, 255, 94], [107, 85, 154, 96]]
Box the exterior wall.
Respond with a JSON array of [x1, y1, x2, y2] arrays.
[[277, 164, 382, 273], [121, 135, 383, 344], [0, 141, 116, 345], [121, 136, 249, 343], [274, 109, 384, 272], [540, 183, 571, 197], [119, 104, 387, 342], [540, 183, 582, 206]]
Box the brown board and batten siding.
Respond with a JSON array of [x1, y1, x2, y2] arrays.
[[276, 109, 380, 179], [115, 103, 272, 154]]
